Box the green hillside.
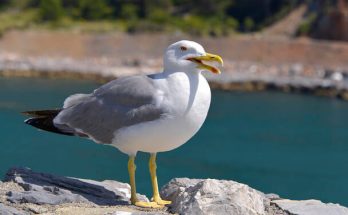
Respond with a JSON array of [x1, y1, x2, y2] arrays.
[[1, 0, 346, 40], [0, 0, 301, 36]]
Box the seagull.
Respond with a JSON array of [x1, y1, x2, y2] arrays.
[[23, 40, 223, 208]]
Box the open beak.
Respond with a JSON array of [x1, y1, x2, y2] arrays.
[[187, 53, 223, 74]]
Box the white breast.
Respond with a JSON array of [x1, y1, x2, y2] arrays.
[[112, 72, 211, 156]]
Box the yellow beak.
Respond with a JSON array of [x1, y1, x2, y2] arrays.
[[187, 53, 223, 74]]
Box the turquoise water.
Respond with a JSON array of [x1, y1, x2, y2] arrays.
[[1, 77, 348, 206]]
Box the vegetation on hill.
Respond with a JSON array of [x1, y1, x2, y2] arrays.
[[0, 0, 302, 36], [1, 0, 346, 40]]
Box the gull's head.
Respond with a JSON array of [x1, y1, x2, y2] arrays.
[[163, 40, 223, 74]]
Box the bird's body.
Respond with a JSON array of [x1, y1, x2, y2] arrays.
[[23, 40, 222, 208], [112, 71, 211, 155], [51, 70, 210, 155]]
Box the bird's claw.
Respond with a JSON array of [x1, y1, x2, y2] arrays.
[[155, 198, 172, 205], [135, 201, 164, 208], [151, 196, 172, 205], [134, 198, 172, 208]]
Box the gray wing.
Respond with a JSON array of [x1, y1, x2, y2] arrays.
[[53, 75, 166, 144]]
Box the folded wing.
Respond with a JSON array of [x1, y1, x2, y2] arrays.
[[53, 75, 166, 144]]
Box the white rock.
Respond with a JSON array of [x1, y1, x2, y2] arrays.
[[273, 199, 348, 215], [161, 178, 266, 215], [331, 72, 344, 81]]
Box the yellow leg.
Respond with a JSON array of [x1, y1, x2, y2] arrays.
[[149, 153, 172, 205], [128, 156, 162, 208]]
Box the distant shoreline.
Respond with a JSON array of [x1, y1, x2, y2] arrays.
[[2, 62, 348, 101], [1, 30, 348, 100]]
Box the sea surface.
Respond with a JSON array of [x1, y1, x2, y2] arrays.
[[1, 77, 348, 206]]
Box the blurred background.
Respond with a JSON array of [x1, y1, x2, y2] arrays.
[[1, 0, 348, 207]]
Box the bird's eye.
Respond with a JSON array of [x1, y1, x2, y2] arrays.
[[180, 46, 187, 51]]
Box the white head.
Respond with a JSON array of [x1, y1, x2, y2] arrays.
[[163, 40, 223, 74]]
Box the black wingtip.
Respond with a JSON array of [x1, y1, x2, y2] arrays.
[[24, 118, 37, 125], [24, 116, 75, 136], [21, 109, 62, 117], [24, 118, 31, 124]]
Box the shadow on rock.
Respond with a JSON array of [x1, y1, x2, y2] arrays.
[[3, 167, 147, 206]]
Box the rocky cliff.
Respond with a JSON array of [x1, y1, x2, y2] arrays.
[[0, 167, 347, 215], [309, 0, 348, 41]]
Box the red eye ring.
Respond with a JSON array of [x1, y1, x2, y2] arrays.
[[180, 46, 187, 51]]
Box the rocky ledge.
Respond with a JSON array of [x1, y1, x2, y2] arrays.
[[0, 167, 347, 215]]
